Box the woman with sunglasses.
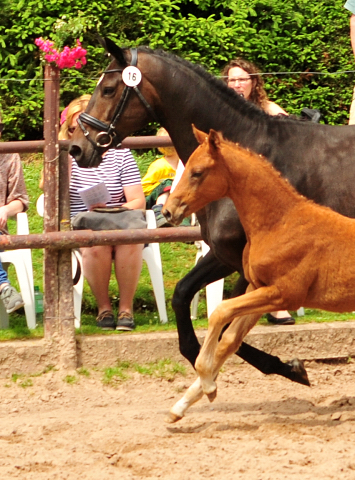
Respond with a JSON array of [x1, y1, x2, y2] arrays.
[[58, 95, 145, 331], [221, 58, 294, 326]]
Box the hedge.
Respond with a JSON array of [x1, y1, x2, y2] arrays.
[[0, 0, 353, 140]]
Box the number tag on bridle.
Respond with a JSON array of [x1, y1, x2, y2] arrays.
[[122, 66, 142, 87]]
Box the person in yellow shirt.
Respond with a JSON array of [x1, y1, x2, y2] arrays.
[[142, 127, 179, 227]]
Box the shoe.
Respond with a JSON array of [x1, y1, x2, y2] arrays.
[[152, 204, 172, 228], [96, 310, 116, 330], [0, 286, 25, 313], [116, 311, 136, 331], [266, 313, 295, 325]]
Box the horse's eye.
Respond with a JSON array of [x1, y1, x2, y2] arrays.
[[103, 87, 115, 96], [191, 171, 203, 179]]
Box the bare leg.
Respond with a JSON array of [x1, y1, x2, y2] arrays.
[[113, 244, 143, 314], [81, 245, 114, 314]]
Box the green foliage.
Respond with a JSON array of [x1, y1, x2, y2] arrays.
[[0, 0, 354, 139]]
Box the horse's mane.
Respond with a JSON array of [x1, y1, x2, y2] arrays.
[[128, 46, 304, 125]]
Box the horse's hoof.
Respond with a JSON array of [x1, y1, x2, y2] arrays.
[[165, 412, 183, 423], [206, 389, 217, 403], [288, 358, 311, 386]]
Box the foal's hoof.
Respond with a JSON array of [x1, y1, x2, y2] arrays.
[[206, 388, 217, 403], [165, 412, 183, 423], [288, 358, 311, 387]]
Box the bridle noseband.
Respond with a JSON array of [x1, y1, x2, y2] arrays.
[[77, 48, 160, 151]]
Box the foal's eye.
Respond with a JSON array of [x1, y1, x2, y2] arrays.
[[191, 171, 203, 179], [103, 86, 115, 96]]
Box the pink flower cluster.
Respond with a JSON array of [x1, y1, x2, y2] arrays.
[[35, 38, 87, 69]]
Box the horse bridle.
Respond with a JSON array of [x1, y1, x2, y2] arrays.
[[77, 48, 160, 151]]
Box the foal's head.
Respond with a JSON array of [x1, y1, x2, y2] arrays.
[[163, 126, 230, 225]]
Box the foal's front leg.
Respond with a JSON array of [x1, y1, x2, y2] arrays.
[[196, 285, 282, 398]]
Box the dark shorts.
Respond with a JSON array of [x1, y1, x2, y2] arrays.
[[145, 179, 173, 209]]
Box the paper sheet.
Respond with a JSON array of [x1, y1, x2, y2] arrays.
[[78, 182, 111, 209]]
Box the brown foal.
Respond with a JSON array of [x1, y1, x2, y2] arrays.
[[162, 126, 355, 422]]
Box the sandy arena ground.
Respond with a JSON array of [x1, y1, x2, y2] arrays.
[[1, 359, 355, 479]]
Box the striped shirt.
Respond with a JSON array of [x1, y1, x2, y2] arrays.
[[69, 148, 142, 218]]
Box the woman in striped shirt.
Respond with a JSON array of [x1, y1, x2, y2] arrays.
[[60, 95, 145, 331]]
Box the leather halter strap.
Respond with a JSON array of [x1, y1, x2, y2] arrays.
[[77, 48, 160, 150]]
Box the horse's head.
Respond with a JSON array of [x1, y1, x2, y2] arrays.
[[163, 125, 229, 225], [69, 38, 160, 168]]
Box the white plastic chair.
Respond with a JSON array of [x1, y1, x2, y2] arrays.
[[36, 195, 168, 326], [191, 240, 224, 319], [0, 212, 36, 329]]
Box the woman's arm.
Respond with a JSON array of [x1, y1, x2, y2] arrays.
[[122, 184, 146, 210], [265, 100, 288, 116], [0, 200, 25, 230]]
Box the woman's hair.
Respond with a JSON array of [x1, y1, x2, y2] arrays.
[[59, 94, 91, 140], [221, 58, 268, 110], [156, 127, 177, 157]]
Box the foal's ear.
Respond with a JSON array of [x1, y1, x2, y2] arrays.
[[208, 129, 222, 155], [100, 37, 128, 67], [192, 124, 208, 144]]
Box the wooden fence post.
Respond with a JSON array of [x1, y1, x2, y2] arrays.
[[43, 64, 77, 369]]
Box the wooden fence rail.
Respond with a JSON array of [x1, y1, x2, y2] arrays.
[[0, 65, 201, 370]]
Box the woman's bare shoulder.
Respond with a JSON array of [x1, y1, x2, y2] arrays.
[[265, 101, 288, 116]]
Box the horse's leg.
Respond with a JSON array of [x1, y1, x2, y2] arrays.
[[228, 273, 309, 386], [173, 252, 310, 385], [166, 376, 204, 423], [172, 250, 234, 366], [196, 285, 282, 397]]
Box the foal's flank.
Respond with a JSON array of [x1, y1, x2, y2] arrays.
[[163, 125, 355, 421]]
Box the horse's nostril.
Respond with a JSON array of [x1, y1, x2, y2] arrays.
[[163, 209, 171, 221], [69, 145, 81, 161]]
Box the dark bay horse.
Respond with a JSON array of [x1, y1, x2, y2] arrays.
[[69, 39, 355, 383], [163, 126, 355, 421]]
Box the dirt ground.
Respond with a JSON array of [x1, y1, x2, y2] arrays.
[[1, 359, 355, 480]]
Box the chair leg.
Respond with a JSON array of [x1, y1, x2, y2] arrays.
[[206, 278, 224, 318], [142, 245, 168, 324], [11, 257, 36, 329], [191, 241, 224, 320], [72, 251, 83, 329], [0, 300, 9, 329]]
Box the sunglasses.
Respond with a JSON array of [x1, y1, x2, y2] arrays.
[[68, 126, 76, 134], [0, 123, 3, 134]]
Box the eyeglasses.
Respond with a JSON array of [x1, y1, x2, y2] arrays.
[[68, 126, 76, 134], [228, 77, 251, 84], [0, 123, 3, 134]]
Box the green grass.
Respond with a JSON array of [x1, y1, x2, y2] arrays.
[[101, 358, 187, 386], [1, 152, 355, 341]]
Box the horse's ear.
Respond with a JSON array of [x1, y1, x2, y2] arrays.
[[99, 37, 128, 67], [192, 124, 208, 145], [208, 129, 222, 155]]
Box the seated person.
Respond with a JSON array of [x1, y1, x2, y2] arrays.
[[142, 127, 179, 227], [0, 116, 29, 313], [60, 95, 145, 331]]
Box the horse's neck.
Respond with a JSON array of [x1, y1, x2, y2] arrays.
[[224, 147, 300, 235], [154, 58, 269, 163]]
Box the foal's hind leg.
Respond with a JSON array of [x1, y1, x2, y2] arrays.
[[196, 285, 282, 397]]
